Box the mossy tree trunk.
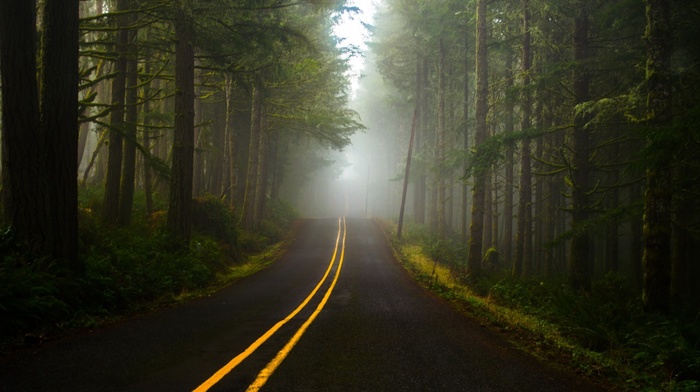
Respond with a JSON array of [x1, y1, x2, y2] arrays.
[[467, 0, 488, 277], [642, 0, 673, 314], [568, 0, 593, 292], [167, 5, 196, 246]]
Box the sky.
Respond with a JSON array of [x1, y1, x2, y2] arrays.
[[332, 0, 378, 97]]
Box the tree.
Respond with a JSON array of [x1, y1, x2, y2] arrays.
[[513, 0, 533, 278], [467, 0, 488, 277], [0, 1, 48, 254], [167, 3, 196, 245], [0, 0, 80, 265], [118, 17, 139, 226], [642, 0, 673, 314], [241, 74, 264, 230], [568, 0, 593, 292], [103, 0, 129, 225]]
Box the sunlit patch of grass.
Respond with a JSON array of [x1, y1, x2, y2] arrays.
[[403, 245, 461, 288], [400, 243, 573, 350], [381, 222, 623, 390], [226, 241, 288, 280], [383, 219, 700, 391], [1, 188, 301, 353]]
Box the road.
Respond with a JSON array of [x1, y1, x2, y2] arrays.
[[0, 218, 602, 391]]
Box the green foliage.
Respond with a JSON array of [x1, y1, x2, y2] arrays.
[[423, 235, 465, 269], [484, 273, 700, 389], [260, 198, 300, 243], [0, 246, 71, 337], [192, 195, 238, 245], [237, 198, 299, 253], [1, 187, 258, 350], [392, 221, 700, 390]]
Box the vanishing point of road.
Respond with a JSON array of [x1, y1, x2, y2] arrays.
[[0, 218, 603, 391]]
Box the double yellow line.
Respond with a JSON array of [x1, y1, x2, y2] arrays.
[[194, 217, 347, 392]]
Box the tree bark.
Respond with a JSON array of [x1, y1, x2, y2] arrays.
[[103, 0, 128, 224], [503, 52, 515, 265], [467, 0, 488, 277], [436, 38, 447, 238], [0, 1, 50, 256], [414, 53, 426, 225], [118, 23, 138, 226], [193, 65, 205, 197], [569, 0, 593, 292], [167, 8, 195, 245], [253, 104, 269, 229], [515, 0, 533, 278], [461, 26, 471, 243], [40, 0, 80, 264], [642, 0, 672, 314], [223, 74, 237, 207], [242, 75, 263, 230]]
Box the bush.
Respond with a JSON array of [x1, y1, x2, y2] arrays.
[[1, 188, 243, 348], [191, 195, 238, 245], [259, 198, 298, 243]]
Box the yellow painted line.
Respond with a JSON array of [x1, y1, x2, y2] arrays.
[[246, 217, 347, 392], [193, 218, 344, 392]]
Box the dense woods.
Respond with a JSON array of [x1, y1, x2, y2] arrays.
[[353, 0, 700, 388], [1, 0, 361, 248], [1, 0, 700, 389], [0, 0, 360, 346], [362, 0, 700, 313]]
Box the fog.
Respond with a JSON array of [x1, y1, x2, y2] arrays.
[[295, 69, 410, 221]]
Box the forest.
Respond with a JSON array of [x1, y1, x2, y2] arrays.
[[349, 0, 700, 389], [0, 0, 361, 347], [1, 0, 699, 390]]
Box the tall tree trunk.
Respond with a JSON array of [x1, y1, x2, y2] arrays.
[[414, 53, 426, 225], [467, 0, 488, 277], [492, 166, 499, 257], [103, 0, 128, 224], [0, 1, 50, 256], [142, 55, 156, 214], [542, 99, 557, 278], [77, 121, 91, 169], [193, 66, 205, 197], [118, 23, 138, 226], [419, 58, 429, 225], [569, 0, 593, 292], [483, 165, 493, 251], [242, 75, 263, 230], [167, 8, 195, 245], [461, 26, 470, 243], [253, 105, 269, 229], [40, 0, 80, 264], [436, 38, 447, 238], [533, 69, 545, 273], [503, 52, 515, 265], [515, 0, 533, 278], [223, 74, 237, 207], [642, 0, 672, 314]]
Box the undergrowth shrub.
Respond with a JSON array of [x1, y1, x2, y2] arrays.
[[1, 187, 242, 348], [260, 199, 298, 241], [391, 221, 700, 390], [0, 238, 71, 337], [484, 273, 700, 389], [423, 236, 465, 268]]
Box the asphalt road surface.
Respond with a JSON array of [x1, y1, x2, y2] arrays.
[[0, 218, 603, 391]]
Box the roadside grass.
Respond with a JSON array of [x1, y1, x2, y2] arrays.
[[0, 189, 298, 353], [381, 219, 700, 392]]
